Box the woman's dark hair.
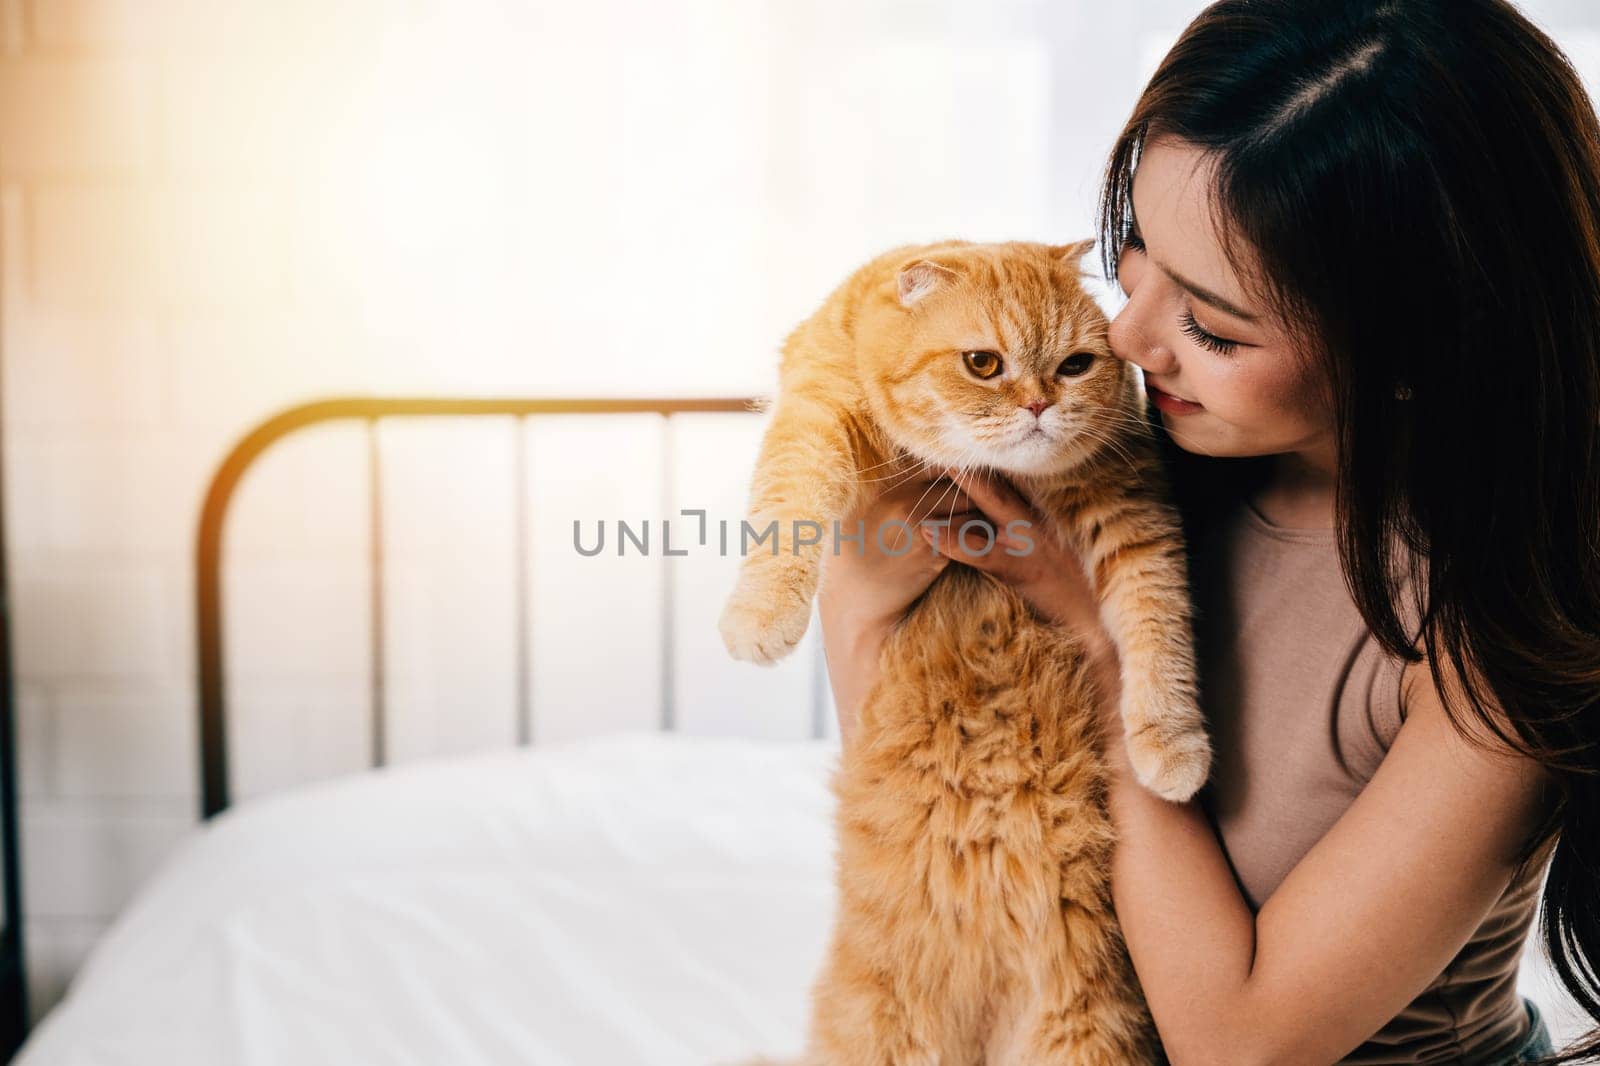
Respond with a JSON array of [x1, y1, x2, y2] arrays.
[[1098, 0, 1600, 1061]]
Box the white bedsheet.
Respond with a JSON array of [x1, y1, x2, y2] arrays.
[[17, 732, 842, 1066], [16, 730, 1587, 1064]]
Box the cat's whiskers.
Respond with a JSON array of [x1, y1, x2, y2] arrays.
[[1094, 407, 1210, 455], [977, 409, 1123, 475], [926, 477, 964, 531], [852, 444, 956, 496], [1154, 421, 1208, 452], [852, 451, 918, 478], [1066, 419, 1141, 470], [904, 453, 971, 532], [1091, 409, 1169, 435], [936, 444, 985, 530], [921, 443, 979, 525], [854, 457, 933, 489]]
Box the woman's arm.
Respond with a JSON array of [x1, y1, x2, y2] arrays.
[[1094, 651, 1553, 1066], [816, 469, 983, 742], [819, 606, 893, 747], [933, 470, 1557, 1066]]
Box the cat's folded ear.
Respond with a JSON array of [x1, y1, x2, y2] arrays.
[[896, 259, 960, 308], [1049, 238, 1098, 272]]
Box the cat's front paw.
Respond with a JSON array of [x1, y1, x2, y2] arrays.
[[718, 581, 812, 665], [1122, 701, 1212, 802]]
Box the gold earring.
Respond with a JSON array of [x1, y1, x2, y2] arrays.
[[1394, 382, 1413, 400]]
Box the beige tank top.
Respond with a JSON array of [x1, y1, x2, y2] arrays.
[[1191, 493, 1551, 1064]]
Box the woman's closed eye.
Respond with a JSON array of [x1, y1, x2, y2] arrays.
[[1123, 224, 1245, 354], [1179, 307, 1241, 355]]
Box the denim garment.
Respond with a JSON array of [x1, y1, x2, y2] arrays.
[[1482, 996, 1557, 1065]]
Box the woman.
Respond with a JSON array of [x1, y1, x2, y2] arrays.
[[816, 1, 1600, 1063]]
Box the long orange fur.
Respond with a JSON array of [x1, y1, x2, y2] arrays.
[[720, 240, 1209, 1065]]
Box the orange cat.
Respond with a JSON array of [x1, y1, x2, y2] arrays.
[[720, 239, 1207, 1064]]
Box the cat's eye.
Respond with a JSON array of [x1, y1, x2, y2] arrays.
[[962, 350, 1004, 379], [1057, 353, 1094, 377]]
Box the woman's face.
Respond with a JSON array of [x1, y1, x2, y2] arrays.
[[1109, 136, 1336, 462]]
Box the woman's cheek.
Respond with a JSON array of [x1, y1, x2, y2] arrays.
[[1186, 363, 1262, 428], [1258, 360, 1332, 425], [1224, 372, 1310, 437]]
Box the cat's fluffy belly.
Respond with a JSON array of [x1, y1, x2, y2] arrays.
[[803, 564, 1157, 1066]]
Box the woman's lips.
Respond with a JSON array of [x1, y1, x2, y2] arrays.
[[1145, 379, 1205, 415]]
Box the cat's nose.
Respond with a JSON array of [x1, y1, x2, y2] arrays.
[[1022, 399, 1049, 417]]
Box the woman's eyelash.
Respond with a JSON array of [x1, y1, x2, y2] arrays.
[[1122, 228, 1238, 354], [1179, 308, 1240, 355]]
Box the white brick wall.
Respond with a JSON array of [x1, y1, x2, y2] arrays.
[[0, 0, 841, 1024], [0, 0, 388, 1021]]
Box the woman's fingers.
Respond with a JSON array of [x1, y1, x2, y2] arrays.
[[920, 509, 1024, 569], [913, 468, 1050, 574], [851, 468, 1038, 571], [897, 478, 976, 527], [940, 466, 1038, 528]]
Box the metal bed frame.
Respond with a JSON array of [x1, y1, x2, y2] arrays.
[[193, 396, 802, 820]]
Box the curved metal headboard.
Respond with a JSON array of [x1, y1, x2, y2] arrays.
[[195, 396, 767, 819]]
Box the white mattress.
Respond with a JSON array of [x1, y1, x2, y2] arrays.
[[17, 732, 843, 1066], [16, 730, 1585, 1064]]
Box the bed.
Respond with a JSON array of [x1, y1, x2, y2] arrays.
[[9, 396, 1585, 1064], [14, 396, 850, 1065], [16, 732, 839, 1065]]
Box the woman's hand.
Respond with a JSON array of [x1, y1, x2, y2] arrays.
[[816, 471, 981, 744], [924, 467, 1128, 750], [924, 468, 1112, 650], [817, 463, 1126, 752]]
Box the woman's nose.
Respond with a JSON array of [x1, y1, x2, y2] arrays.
[[1108, 301, 1179, 376]]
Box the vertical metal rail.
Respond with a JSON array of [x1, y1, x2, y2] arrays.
[[513, 416, 533, 746], [195, 397, 763, 820], [658, 413, 677, 732], [366, 419, 388, 769]]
